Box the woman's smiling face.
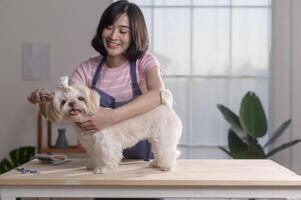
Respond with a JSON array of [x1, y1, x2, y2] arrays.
[[101, 13, 131, 58]]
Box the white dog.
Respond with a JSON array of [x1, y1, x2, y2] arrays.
[[42, 77, 182, 174]]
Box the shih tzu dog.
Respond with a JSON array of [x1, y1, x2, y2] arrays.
[[42, 76, 182, 174]]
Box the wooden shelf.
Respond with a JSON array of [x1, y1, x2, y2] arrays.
[[41, 146, 86, 154], [37, 111, 86, 154]]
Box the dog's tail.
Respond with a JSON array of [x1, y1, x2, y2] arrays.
[[160, 89, 173, 107]]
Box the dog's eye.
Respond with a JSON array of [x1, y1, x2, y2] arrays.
[[61, 100, 66, 106], [78, 97, 85, 102]]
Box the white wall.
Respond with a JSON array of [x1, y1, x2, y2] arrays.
[[291, 0, 301, 174], [271, 0, 301, 174], [0, 0, 111, 161]]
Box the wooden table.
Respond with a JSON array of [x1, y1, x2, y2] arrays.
[[1, 159, 301, 199]]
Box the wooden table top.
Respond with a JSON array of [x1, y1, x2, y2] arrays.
[[1, 159, 301, 186]]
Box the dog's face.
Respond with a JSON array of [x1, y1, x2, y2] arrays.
[[47, 84, 100, 122]]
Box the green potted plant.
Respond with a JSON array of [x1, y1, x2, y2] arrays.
[[217, 91, 300, 159], [0, 146, 35, 174]]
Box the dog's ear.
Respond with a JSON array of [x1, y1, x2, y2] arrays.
[[87, 89, 100, 115], [47, 97, 63, 122]]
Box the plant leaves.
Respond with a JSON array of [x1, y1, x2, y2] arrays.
[[218, 146, 235, 158], [9, 149, 20, 167], [0, 158, 13, 174], [217, 104, 249, 144], [239, 91, 267, 138], [228, 128, 266, 159], [247, 143, 266, 159], [263, 119, 291, 148], [0, 146, 35, 175], [228, 129, 250, 159], [266, 139, 301, 158], [19, 146, 35, 164]]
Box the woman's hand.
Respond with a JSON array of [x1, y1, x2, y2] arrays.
[[75, 107, 117, 135], [27, 88, 53, 104]]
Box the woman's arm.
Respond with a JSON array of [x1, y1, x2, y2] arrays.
[[77, 66, 164, 134], [113, 66, 164, 122]]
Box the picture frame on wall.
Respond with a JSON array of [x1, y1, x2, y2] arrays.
[[23, 43, 49, 80]]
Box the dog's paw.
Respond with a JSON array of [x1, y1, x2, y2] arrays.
[[149, 160, 159, 168], [86, 163, 95, 170], [158, 162, 175, 171], [94, 167, 107, 174], [160, 166, 172, 171]]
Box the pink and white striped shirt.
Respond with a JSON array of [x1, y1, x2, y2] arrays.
[[70, 51, 160, 102]]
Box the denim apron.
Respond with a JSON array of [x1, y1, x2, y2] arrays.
[[91, 57, 152, 161]]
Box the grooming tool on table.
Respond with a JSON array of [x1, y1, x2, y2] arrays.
[[35, 154, 69, 165], [15, 167, 40, 174]]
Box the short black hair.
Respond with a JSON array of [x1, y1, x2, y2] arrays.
[[91, 0, 149, 61]]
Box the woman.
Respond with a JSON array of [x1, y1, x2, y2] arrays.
[[28, 0, 164, 161]]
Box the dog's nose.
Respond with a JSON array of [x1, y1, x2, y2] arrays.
[[68, 101, 75, 107]]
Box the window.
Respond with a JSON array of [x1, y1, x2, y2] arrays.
[[133, 0, 271, 159]]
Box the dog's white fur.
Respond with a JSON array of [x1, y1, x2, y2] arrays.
[[44, 81, 182, 174]]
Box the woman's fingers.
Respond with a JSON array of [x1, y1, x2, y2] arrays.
[[76, 121, 93, 128], [38, 89, 45, 103], [81, 129, 98, 135], [76, 120, 104, 135], [28, 89, 40, 104], [76, 121, 98, 132], [39, 88, 52, 104], [27, 93, 35, 103], [27, 88, 53, 104]]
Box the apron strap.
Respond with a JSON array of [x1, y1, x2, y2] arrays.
[[92, 87, 116, 108], [91, 57, 105, 88], [91, 57, 116, 108], [144, 140, 152, 161], [129, 61, 142, 96], [129, 60, 151, 161]]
